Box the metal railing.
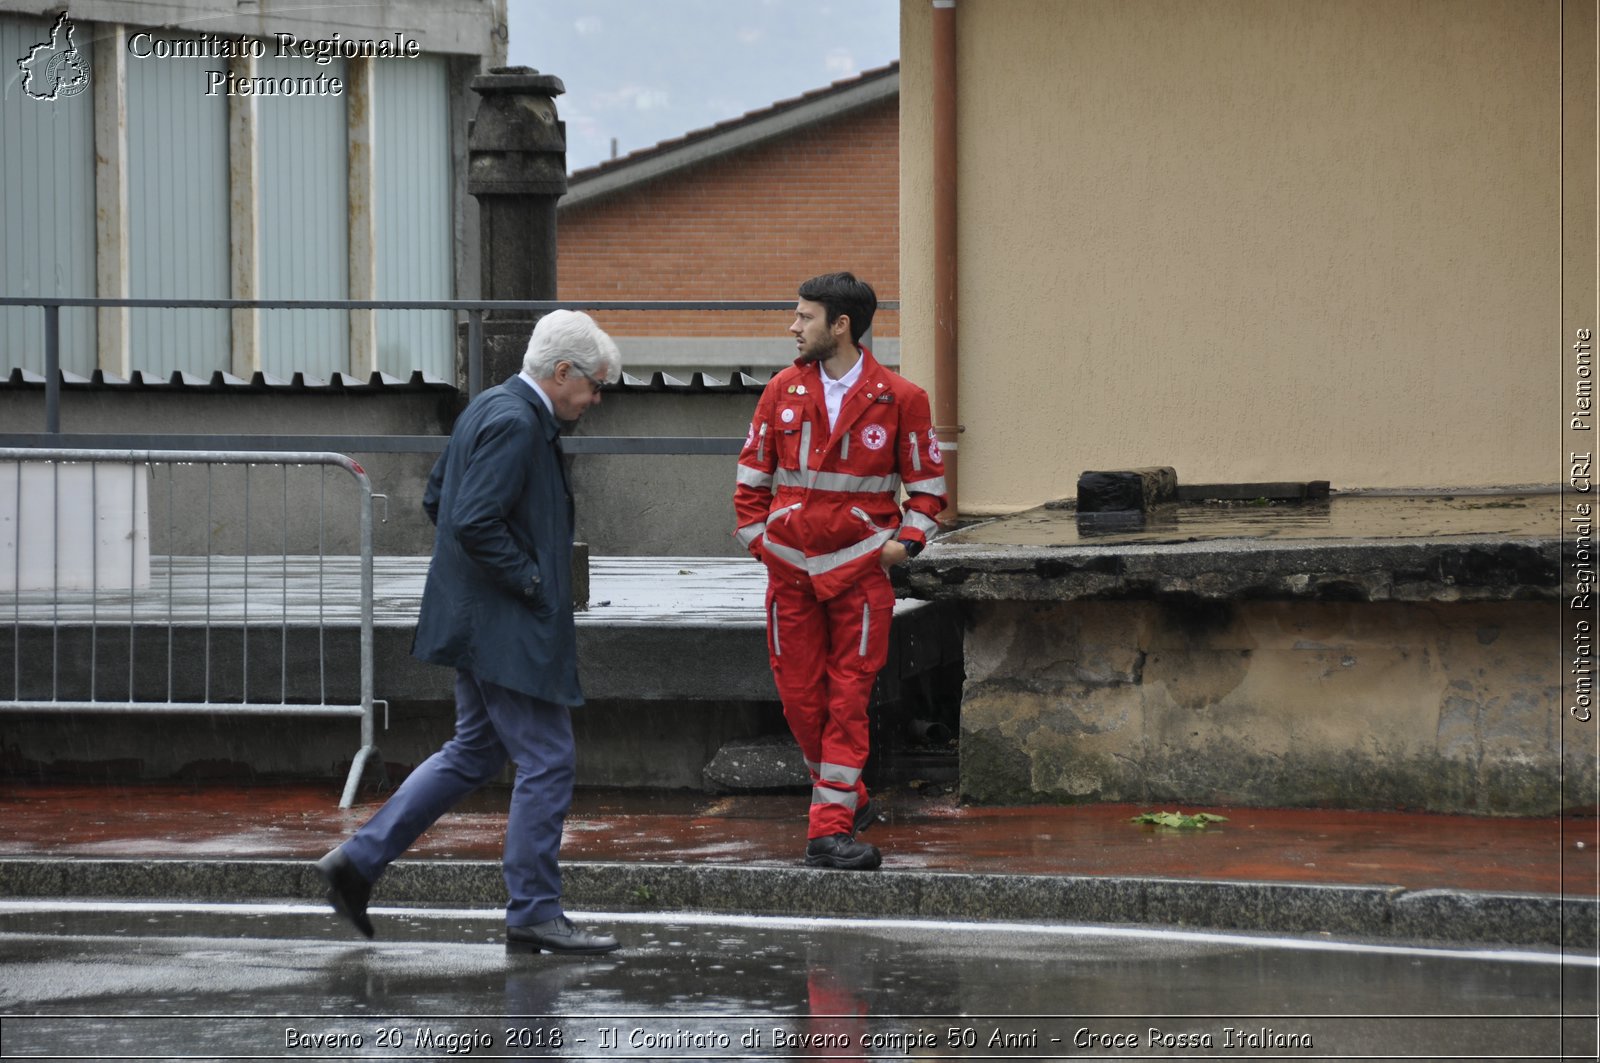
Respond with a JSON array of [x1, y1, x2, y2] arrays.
[[0, 447, 381, 806], [0, 294, 900, 804], [0, 295, 908, 454]]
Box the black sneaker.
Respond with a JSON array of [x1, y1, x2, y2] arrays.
[[805, 833, 882, 870]]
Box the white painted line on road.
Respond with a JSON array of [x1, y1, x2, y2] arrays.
[[0, 899, 1589, 968]]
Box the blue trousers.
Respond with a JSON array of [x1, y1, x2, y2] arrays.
[[341, 669, 575, 927]]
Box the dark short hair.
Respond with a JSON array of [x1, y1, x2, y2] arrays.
[[798, 272, 877, 346]]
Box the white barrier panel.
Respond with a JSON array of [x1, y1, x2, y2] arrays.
[[0, 462, 151, 593]]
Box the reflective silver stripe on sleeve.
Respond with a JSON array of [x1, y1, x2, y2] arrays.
[[859, 601, 870, 657], [906, 475, 949, 498], [908, 431, 922, 473], [775, 468, 901, 493], [820, 761, 863, 786], [736, 464, 773, 489], [735, 521, 767, 549], [811, 785, 859, 809], [901, 509, 940, 537]]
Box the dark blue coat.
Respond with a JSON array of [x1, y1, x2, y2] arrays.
[[411, 374, 581, 706]]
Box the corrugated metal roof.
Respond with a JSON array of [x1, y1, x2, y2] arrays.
[[1, 367, 455, 390], [2, 367, 775, 393], [614, 370, 769, 392]]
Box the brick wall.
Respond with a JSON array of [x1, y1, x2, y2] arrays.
[[557, 98, 899, 344]]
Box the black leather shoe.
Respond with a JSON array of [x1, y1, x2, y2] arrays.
[[853, 797, 881, 837], [506, 916, 620, 955], [315, 847, 374, 939], [805, 833, 882, 870]]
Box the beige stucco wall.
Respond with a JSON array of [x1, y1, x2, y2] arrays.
[[901, 0, 1560, 514]]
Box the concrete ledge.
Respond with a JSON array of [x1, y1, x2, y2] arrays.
[[910, 493, 1562, 604], [1, 857, 1589, 949], [909, 537, 1559, 603]]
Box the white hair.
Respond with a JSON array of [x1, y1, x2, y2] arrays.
[[522, 309, 622, 383]]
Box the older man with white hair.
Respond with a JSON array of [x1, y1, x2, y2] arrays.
[[316, 310, 623, 954]]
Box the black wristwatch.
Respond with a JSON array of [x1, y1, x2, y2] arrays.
[[898, 537, 924, 559]]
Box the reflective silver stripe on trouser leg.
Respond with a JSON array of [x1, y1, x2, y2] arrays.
[[812, 786, 859, 810], [814, 762, 862, 809], [770, 601, 780, 656], [859, 601, 870, 657], [820, 761, 862, 787]]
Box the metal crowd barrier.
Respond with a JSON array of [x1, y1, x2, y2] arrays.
[[0, 448, 381, 806]]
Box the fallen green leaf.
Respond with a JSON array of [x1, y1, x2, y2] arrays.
[[1130, 810, 1228, 830]]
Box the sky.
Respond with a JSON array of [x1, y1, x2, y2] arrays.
[[505, 0, 900, 173]]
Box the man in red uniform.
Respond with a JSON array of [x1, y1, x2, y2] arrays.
[[733, 272, 947, 870]]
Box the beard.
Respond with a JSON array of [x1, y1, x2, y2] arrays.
[[796, 332, 833, 364]]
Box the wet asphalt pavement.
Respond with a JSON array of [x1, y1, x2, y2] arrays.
[[0, 900, 1594, 1062]]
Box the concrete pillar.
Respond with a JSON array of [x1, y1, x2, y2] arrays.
[[458, 65, 567, 392], [92, 22, 128, 377], [228, 54, 260, 378], [346, 56, 378, 379]]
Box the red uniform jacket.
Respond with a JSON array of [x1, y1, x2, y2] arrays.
[[734, 348, 947, 600]]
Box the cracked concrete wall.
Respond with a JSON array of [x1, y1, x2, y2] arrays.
[[959, 600, 1582, 814]]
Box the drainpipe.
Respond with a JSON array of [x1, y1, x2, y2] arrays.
[[932, 0, 960, 521]]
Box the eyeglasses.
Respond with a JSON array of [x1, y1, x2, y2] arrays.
[[572, 366, 606, 392]]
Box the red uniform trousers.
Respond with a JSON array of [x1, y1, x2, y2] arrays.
[[765, 565, 896, 839]]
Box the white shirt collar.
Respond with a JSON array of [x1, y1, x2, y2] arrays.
[[821, 350, 864, 430], [519, 369, 556, 418], [822, 351, 864, 391]]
